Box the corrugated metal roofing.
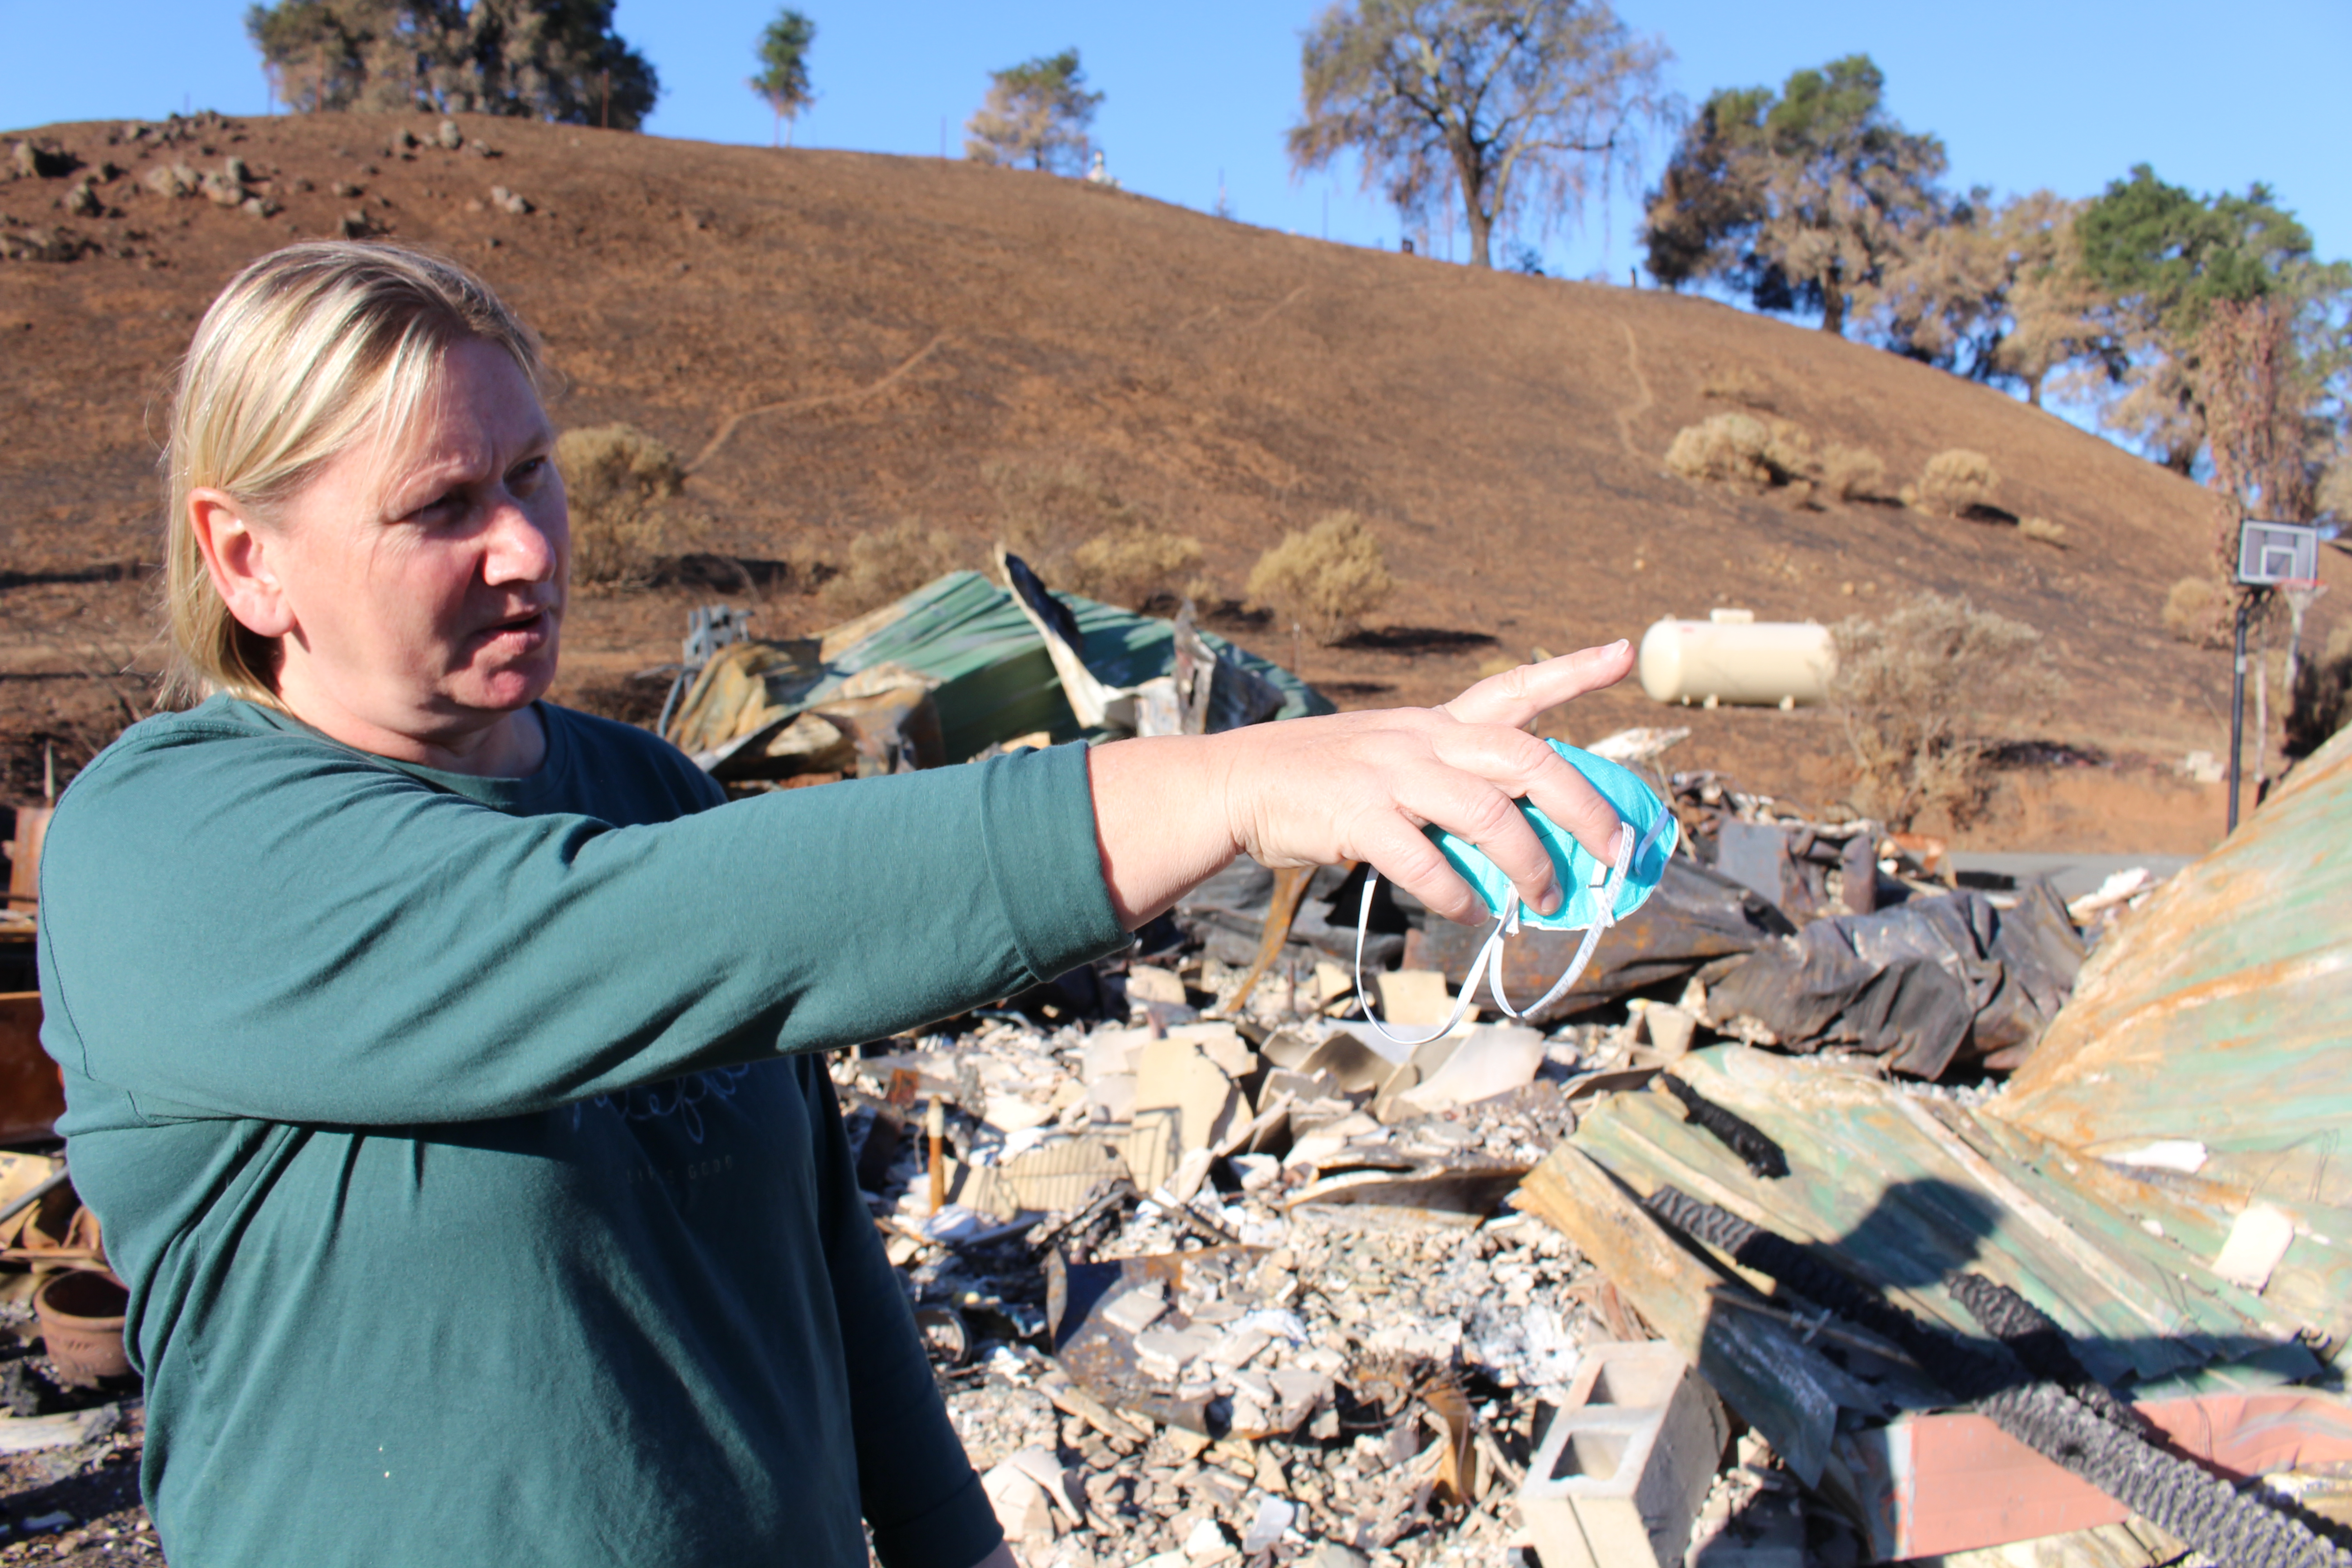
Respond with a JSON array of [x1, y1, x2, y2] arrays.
[[1520, 722, 2352, 1498]]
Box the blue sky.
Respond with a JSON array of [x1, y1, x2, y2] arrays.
[[4, 1, 2344, 309]]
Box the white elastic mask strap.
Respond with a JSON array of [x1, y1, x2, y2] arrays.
[[1352, 870, 1499, 1049], [1504, 820, 1637, 1019], [1354, 808, 1666, 1039]]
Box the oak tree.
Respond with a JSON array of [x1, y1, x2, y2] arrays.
[[964, 49, 1101, 174], [1287, 0, 1670, 270], [2073, 166, 2335, 475], [1642, 55, 1944, 335], [244, 0, 658, 129], [1861, 190, 2111, 407]]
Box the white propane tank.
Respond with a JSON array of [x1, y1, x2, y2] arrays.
[[1638, 611, 1833, 707]]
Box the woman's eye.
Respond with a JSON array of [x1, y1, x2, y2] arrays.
[[510, 456, 547, 492]]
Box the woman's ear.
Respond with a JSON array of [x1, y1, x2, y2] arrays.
[[188, 490, 295, 639]]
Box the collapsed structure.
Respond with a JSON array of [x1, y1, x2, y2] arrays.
[[652, 568, 2347, 1566]]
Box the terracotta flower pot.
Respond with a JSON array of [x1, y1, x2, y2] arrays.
[[34, 1268, 130, 1388]]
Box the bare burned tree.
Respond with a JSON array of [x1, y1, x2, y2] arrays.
[[1287, 0, 1671, 270], [2203, 295, 2316, 525]]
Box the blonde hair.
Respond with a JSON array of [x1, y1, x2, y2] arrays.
[[162, 242, 545, 706]]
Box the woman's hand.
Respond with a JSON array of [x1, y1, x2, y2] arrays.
[[1088, 640, 1634, 929]]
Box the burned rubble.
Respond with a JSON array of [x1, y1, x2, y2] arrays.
[[803, 690, 2352, 1568], [829, 976, 1651, 1568]]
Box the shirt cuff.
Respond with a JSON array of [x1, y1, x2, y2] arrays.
[[977, 743, 1129, 985]]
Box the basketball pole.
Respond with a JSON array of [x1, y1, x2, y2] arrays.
[[2227, 596, 2248, 834]]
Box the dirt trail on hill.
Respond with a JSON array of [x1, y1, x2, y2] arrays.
[[4, 111, 2338, 845]]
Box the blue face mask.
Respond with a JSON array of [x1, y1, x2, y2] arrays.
[[1354, 741, 1678, 1047], [1426, 742, 1678, 930]]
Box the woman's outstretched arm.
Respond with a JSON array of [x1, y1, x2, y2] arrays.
[[1088, 641, 1635, 928]]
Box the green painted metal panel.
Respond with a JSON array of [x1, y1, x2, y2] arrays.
[[1996, 725, 2352, 1215], [811, 571, 1331, 762]]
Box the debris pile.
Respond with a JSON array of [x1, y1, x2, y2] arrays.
[[830, 1003, 1646, 1567], [806, 715, 2352, 1567]]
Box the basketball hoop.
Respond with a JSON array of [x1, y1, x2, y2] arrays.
[[2226, 522, 2326, 834], [2277, 578, 2327, 607]]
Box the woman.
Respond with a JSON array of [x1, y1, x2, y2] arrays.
[[38, 243, 1631, 1568]]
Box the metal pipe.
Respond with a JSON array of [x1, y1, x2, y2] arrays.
[[2229, 598, 2249, 833], [0, 1165, 69, 1228]]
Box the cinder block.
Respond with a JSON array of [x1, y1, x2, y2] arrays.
[[1520, 1340, 1730, 1568]]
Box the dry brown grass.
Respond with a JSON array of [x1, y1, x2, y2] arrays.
[[555, 425, 695, 586], [984, 461, 1136, 562], [981, 460, 1198, 604], [1910, 448, 1999, 517], [1698, 365, 1773, 408], [2161, 576, 2230, 648], [818, 522, 970, 618], [1246, 510, 1394, 645], [1063, 526, 1203, 609], [1828, 591, 2064, 830]]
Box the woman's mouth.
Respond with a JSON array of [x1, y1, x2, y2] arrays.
[[475, 607, 552, 647]]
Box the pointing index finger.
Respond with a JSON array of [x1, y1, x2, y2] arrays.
[[1442, 640, 1634, 731]]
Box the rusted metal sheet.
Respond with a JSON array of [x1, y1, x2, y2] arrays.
[[0, 994, 65, 1144], [1995, 724, 2352, 1215], [1838, 1390, 2352, 1560]]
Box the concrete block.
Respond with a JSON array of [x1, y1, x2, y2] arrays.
[[1520, 1340, 1728, 1568]]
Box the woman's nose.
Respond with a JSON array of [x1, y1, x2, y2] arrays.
[[481, 498, 559, 586]]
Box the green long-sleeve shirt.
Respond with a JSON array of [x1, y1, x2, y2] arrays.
[[36, 695, 1131, 1568]]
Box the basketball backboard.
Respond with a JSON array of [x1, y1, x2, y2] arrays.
[[2236, 519, 2320, 586]]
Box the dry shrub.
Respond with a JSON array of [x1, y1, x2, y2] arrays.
[[1665, 413, 1832, 498], [1666, 412, 1770, 486], [1699, 365, 1772, 408], [2161, 576, 2230, 648], [1246, 511, 1394, 645], [2018, 515, 2067, 547], [983, 459, 1196, 604], [1063, 526, 1203, 610], [1911, 448, 1999, 517], [555, 425, 694, 586], [1829, 592, 2063, 830], [1822, 443, 1886, 502], [818, 522, 969, 618]]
